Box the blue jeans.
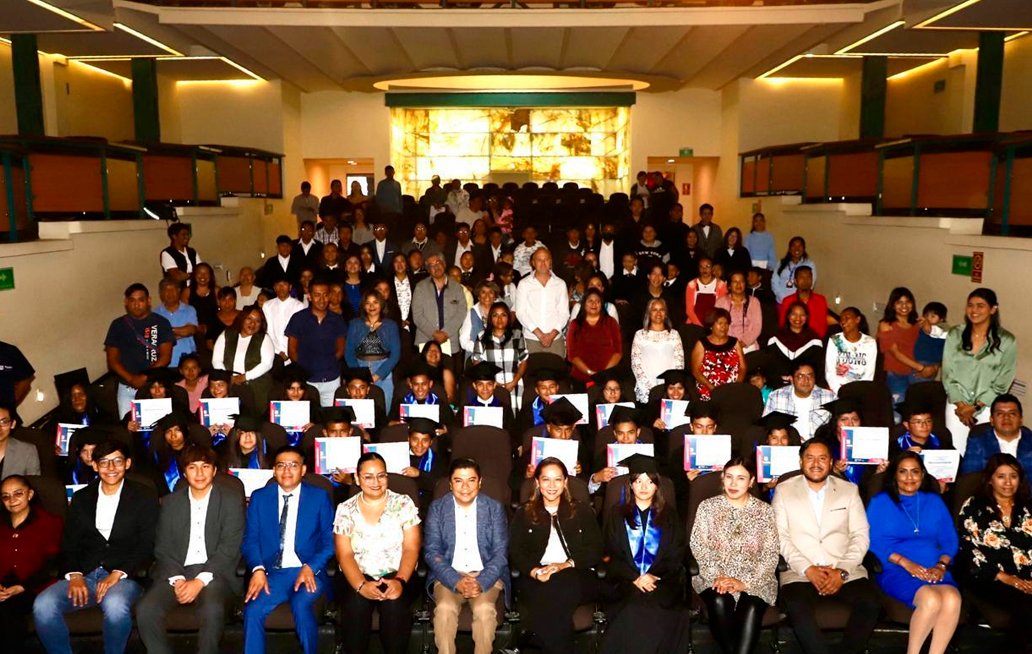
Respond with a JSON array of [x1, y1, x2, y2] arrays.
[[363, 360, 395, 408], [33, 567, 142, 654], [242, 567, 325, 654], [886, 371, 917, 422]]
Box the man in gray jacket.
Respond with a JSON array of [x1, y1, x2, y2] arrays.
[[0, 402, 40, 479], [411, 253, 467, 357]]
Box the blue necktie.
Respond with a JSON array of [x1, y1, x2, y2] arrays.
[[274, 493, 292, 568]]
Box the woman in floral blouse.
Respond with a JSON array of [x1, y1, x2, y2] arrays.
[[690, 457, 779, 654], [334, 453, 421, 654], [957, 453, 1032, 652]]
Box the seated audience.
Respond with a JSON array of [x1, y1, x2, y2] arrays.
[[0, 474, 63, 652], [943, 288, 1017, 453], [690, 308, 746, 401], [956, 453, 1032, 653], [137, 445, 245, 654], [424, 458, 510, 654], [892, 401, 950, 457], [241, 445, 334, 654], [334, 452, 421, 654], [219, 414, 270, 470], [33, 440, 158, 654], [772, 438, 880, 654], [509, 457, 602, 654], [647, 369, 690, 431], [691, 457, 779, 654], [401, 417, 447, 513], [63, 426, 105, 486], [150, 411, 206, 495], [601, 454, 689, 654], [866, 452, 960, 654]]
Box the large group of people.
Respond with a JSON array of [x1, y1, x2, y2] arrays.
[[0, 169, 1029, 654]]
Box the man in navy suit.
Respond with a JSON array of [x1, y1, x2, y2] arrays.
[[368, 220, 399, 271], [241, 445, 334, 654], [423, 457, 510, 654], [960, 393, 1032, 474]]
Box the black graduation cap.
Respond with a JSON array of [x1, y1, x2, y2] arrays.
[[589, 368, 622, 386], [54, 368, 90, 400], [897, 400, 935, 420], [689, 401, 718, 421], [154, 411, 190, 434], [407, 417, 439, 435], [534, 367, 565, 383], [618, 453, 659, 476], [541, 396, 582, 426], [608, 406, 639, 427], [233, 414, 263, 432], [341, 367, 373, 384], [657, 369, 689, 386], [207, 369, 232, 384], [406, 361, 436, 379], [71, 426, 108, 449], [322, 405, 355, 425], [269, 270, 292, 286], [757, 411, 798, 430], [275, 363, 310, 385], [467, 361, 501, 382], [145, 368, 181, 387], [821, 398, 863, 418]]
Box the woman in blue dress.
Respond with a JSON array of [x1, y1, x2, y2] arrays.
[[866, 451, 960, 654]]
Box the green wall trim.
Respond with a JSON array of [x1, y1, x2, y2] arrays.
[[385, 91, 637, 107], [859, 56, 887, 139], [131, 58, 161, 142], [12, 34, 45, 137], [973, 31, 1004, 133]]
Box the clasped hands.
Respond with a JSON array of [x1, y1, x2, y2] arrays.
[[805, 566, 845, 596], [455, 574, 483, 599], [711, 575, 746, 595], [634, 573, 662, 593], [530, 560, 572, 583], [902, 560, 945, 584]]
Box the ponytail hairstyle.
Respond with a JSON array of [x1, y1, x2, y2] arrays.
[[777, 236, 807, 275]]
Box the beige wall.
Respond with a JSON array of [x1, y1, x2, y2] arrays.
[[173, 80, 286, 153], [631, 88, 722, 174], [737, 78, 845, 153], [0, 201, 267, 424], [885, 56, 970, 137], [52, 60, 134, 140], [0, 46, 16, 135], [1000, 34, 1032, 132]]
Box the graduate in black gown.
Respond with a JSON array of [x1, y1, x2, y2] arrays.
[[600, 454, 690, 654]]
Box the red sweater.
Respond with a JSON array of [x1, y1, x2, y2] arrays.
[[778, 291, 830, 338], [566, 316, 623, 382], [0, 507, 63, 594]]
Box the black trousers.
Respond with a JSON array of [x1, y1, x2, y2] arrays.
[[0, 590, 34, 653], [780, 578, 880, 654], [700, 589, 768, 654], [518, 568, 599, 654], [337, 577, 414, 654], [967, 581, 1032, 652], [136, 567, 233, 654]]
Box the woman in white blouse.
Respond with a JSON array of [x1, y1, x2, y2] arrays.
[[631, 298, 686, 402], [211, 305, 275, 408], [334, 453, 421, 654]]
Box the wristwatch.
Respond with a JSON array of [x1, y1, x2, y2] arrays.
[[837, 569, 848, 581]]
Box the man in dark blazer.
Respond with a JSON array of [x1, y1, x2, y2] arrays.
[[137, 444, 246, 654], [292, 220, 323, 271], [368, 220, 400, 270], [32, 439, 159, 654], [424, 457, 510, 654], [690, 203, 723, 260], [257, 235, 305, 289], [959, 393, 1032, 474], [241, 445, 334, 654]]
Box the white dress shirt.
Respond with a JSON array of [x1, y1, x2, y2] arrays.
[[95, 480, 124, 540], [212, 332, 276, 381], [170, 486, 215, 586], [793, 394, 816, 440], [277, 486, 303, 569], [599, 240, 616, 279], [540, 506, 568, 565], [997, 433, 1021, 457], [514, 272, 570, 342], [451, 498, 484, 573], [262, 296, 305, 356], [298, 239, 315, 256], [453, 240, 473, 267], [375, 239, 388, 263], [806, 483, 827, 530], [277, 254, 291, 271]]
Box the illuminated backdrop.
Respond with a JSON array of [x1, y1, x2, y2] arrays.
[[390, 106, 630, 196]]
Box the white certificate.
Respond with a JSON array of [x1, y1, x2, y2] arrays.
[[269, 401, 310, 430], [335, 398, 376, 429], [842, 427, 889, 464], [364, 442, 411, 474], [661, 399, 691, 429], [228, 469, 274, 498], [607, 443, 655, 476], [551, 394, 589, 425], [400, 403, 441, 422], [199, 397, 240, 427], [132, 398, 173, 429], [56, 423, 84, 457], [595, 402, 635, 430], [684, 434, 732, 471], [755, 445, 800, 483], [313, 436, 362, 475], [530, 436, 580, 474], [921, 449, 961, 483], [463, 406, 504, 428]]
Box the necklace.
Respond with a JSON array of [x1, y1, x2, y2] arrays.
[[899, 495, 921, 534], [359, 493, 387, 507]]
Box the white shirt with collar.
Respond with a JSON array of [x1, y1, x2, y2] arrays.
[[514, 272, 570, 342], [375, 239, 388, 263], [806, 482, 827, 531], [453, 240, 473, 267], [299, 239, 315, 256], [451, 497, 484, 573], [491, 245, 503, 263], [169, 486, 215, 586], [262, 296, 305, 355], [96, 480, 125, 541], [997, 432, 1021, 457], [599, 240, 616, 278], [277, 485, 303, 569], [277, 254, 291, 270]]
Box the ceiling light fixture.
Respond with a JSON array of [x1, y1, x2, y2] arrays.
[[886, 57, 946, 81], [114, 22, 184, 57], [757, 55, 806, 79], [914, 0, 983, 29], [1005, 31, 1029, 42], [836, 20, 906, 55], [70, 60, 132, 83], [219, 56, 265, 81], [25, 0, 103, 31]]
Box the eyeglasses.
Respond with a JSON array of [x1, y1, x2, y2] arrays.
[[908, 418, 933, 426], [0, 418, 12, 426], [360, 473, 389, 483], [1, 490, 27, 501], [96, 457, 126, 469], [274, 462, 302, 471]]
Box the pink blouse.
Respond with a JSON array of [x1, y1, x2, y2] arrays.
[[715, 294, 762, 349]]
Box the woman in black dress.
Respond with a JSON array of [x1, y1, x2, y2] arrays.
[[509, 457, 603, 654]]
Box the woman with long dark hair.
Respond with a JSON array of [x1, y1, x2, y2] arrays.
[[509, 458, 602, 654], [472, 301, 529, 397], [631, 298, 685, 403], [691, 457, 778, 654], [601, 455, 688, 654], [943, 288, 1017, 451], [715, 271, 762, 353], [567, 288, 622, 384], [765, 301, 823, 386], [211, 304, 275, 410], [878, 287, 929, 407], [148, 411, 205, 495], [771, 236, 816, 304], [714, 227, 752, 279], [188, 262, 220, 351], [691, 307, 746, 401], [867, 452, 960, 654], [218, 415, 270, 470], [956, 453, 1032, 652]]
